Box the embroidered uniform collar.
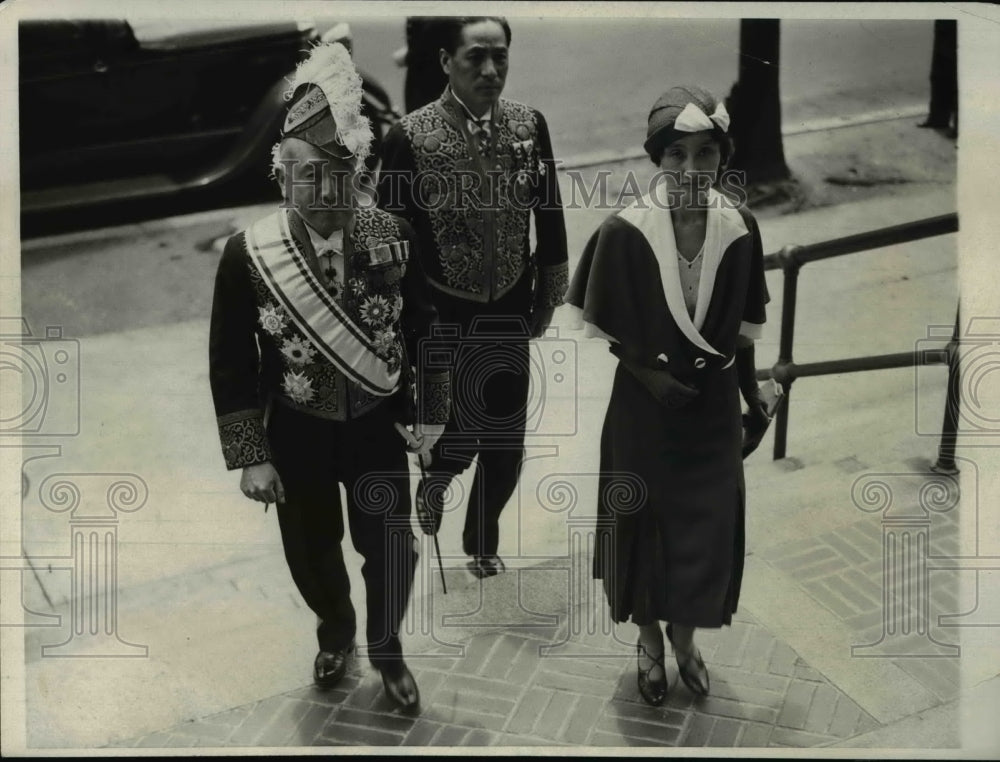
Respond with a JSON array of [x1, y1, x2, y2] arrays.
[[449, 86, 493, 124]]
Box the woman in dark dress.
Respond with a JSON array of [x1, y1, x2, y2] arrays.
[[565, 86, 773, 705]]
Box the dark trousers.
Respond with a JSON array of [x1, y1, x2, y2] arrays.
[[267, 400, 416, 667], [425, 276, 532, 557]]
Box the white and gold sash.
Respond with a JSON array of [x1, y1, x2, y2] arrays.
[[245, 210, 401, 396]]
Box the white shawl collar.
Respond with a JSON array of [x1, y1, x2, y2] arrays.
[[618, 187, 749, 357]]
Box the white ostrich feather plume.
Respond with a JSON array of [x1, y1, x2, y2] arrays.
[[286, 41, 372, 165]]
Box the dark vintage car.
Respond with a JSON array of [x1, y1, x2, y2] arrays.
[[19, 19, 398, 234]]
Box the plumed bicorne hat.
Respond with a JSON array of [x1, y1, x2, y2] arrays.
[[277, 42, 373, 166]]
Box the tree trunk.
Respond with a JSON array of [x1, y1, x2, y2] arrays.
[[726, 19, 790, 185]]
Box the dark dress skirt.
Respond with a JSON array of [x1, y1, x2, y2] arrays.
[[594, 359, 745, 628], [567, 199, 768, 630]]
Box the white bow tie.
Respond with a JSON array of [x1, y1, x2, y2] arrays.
[[314, 230, 344, 258], [674, 101, 731, 133]]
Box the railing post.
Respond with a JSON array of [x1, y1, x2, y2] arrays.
[[772, 245, 801, 460], [932, 306, 961, 475], [755, 216, 957, 463]]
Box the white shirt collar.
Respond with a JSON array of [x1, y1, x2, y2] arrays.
[[300, 216, 344, 253], [450, 87, 492, 123]]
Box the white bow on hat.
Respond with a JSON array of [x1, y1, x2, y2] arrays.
[[674, 101, 731, 133]]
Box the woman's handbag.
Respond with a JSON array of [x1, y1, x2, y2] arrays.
[[742, 378, 784, 458]]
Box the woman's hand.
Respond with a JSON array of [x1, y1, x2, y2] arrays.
[[647, 368, 700, 408], [741, 392, 772, 457], [610, 345, 698, 408]]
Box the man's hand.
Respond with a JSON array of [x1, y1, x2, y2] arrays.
[[529, 305, 556, 339], [411, 423, 445, 464], [394, 422, 446, 466], [241, 462, 286, 505]]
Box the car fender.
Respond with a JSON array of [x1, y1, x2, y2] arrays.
[[180, 75, 290, 191]]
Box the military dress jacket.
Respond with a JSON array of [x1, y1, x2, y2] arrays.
[[209, 206, 451, 471], [377, 89, 568, 314]]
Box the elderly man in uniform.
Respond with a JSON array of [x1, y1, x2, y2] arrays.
[[377, 16, 568, 579], [209, 42, 449, 708]]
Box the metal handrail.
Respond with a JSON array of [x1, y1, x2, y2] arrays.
[[762, 214, 958, 271], [755, 212, 959, 461]]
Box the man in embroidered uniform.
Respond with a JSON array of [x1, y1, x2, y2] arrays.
[[377, 17, 568, 578], [208, 42, 449, 709]]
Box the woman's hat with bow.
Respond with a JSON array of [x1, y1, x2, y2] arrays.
[[274, 41, 373, 168], [643, 85, 731, 160]]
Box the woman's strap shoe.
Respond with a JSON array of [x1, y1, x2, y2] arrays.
[[666, 623, 710, 696], [636, 642, 668, 706]]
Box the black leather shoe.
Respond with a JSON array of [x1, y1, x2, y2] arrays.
[[466, 554, 505, 579], [377, 660, 420, 710], [313, 642, 354, 690], [636, 642, 668, 706], [666, 623, 709, 696]]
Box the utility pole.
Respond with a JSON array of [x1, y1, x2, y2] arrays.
[[726, 19, 791, 186]]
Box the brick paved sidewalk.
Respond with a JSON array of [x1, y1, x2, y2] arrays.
[[758, 460, 962, 699], [113, 456, 968, 751], [117, 576, 885, 749], [116, 446, 976, 748]]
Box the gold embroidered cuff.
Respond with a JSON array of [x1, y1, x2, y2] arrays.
[[218, 410, 271, 471], [418, 371, 451, 425], [538, 261, 569, 309]]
